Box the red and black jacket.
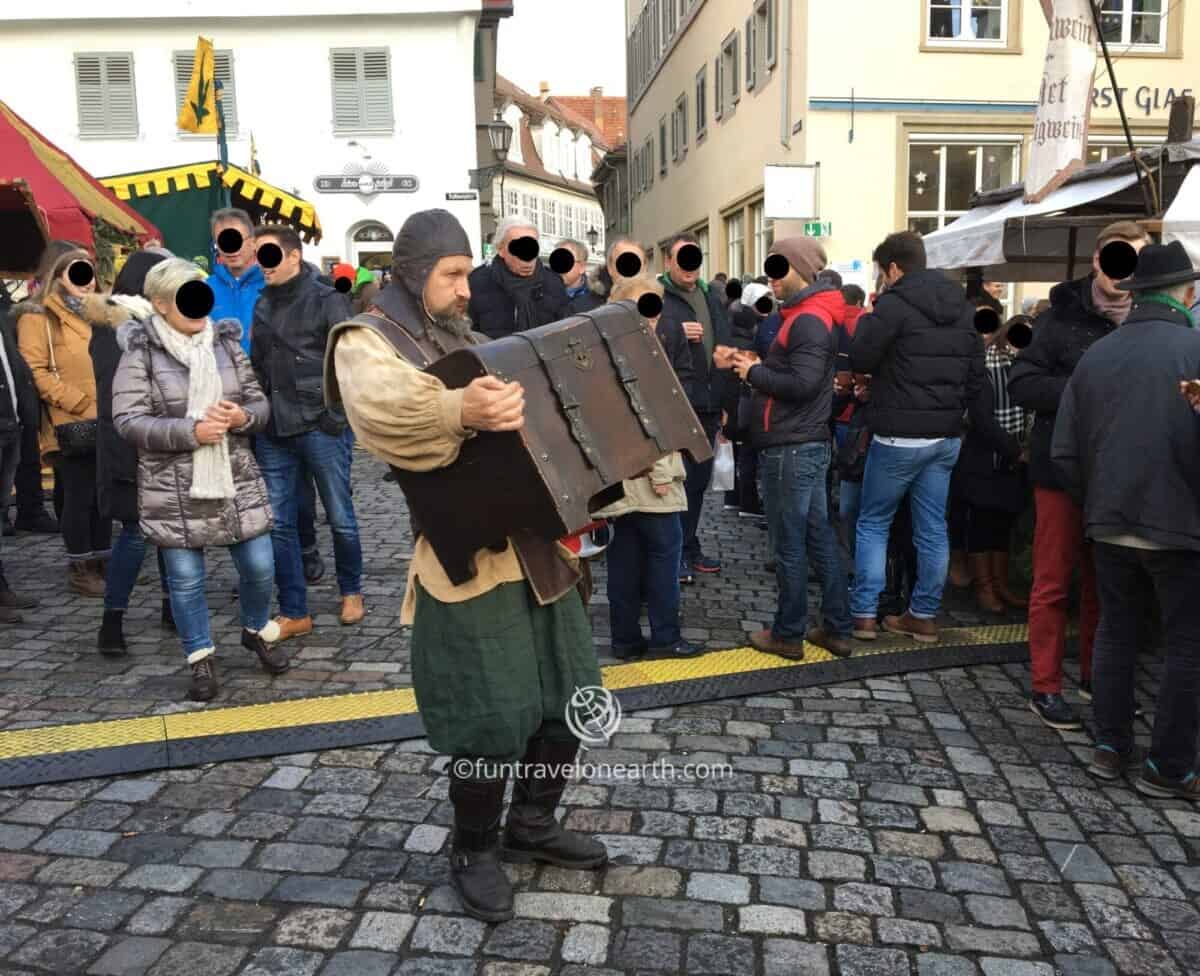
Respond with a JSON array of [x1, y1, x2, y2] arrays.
[[744, 281, 840, 449]]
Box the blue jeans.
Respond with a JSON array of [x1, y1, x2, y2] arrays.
[[161, 534, 274, 658], [851, 438, 961, 620], [105, 521, 170, 612], [840, 479, 862, 567], [759, 442, 852, 641], [256, 428, 363, 617], [606, 511, 683, 651], [681, 413, 721, 564]]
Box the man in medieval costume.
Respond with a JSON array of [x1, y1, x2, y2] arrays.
[[324, 209, 608, 923]]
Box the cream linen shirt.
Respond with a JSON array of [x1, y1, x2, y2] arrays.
[[333, 327, 525, 623]]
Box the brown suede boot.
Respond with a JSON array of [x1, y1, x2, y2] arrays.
[[947, 549, 971, 588], [992, 551, 1028, 608], [969, 553, 1004, 614], [68, 562, 106, 598]]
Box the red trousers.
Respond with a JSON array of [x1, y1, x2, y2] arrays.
[[1029, 487, 1098, 694]]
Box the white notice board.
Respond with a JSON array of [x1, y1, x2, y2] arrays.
[[764, 164, 820, 220]]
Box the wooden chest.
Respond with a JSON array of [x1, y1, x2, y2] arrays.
[[397, 301, 713, 585]]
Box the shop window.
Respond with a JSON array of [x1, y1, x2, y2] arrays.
[[906, 138, 1020, 234], [726, 211, 745, 280], [695, 64, 708, 140], [927, 0, 1006, 46], [1085, 136, 1161, 165], [751, 201, 774, 273], [1099, 0, 1167, 49]]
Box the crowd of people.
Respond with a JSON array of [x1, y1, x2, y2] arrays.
[[0, 202, 1198, 921]]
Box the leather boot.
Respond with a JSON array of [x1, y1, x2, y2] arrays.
[[969, 552, 1004, 614], [98, 610, 128, 656], [991, 551, 1028, 608], [67, 562, 106, 598], [502, 733, 608, 870], [448, 766, 514, 923], [947, 549, 971, 588]]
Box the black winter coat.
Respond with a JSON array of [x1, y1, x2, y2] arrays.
[[1006, 275, 1118, 491], [251, 266, 352, 439], [952, 370, 1025, 514], [1051, 302, 1200, 552], [0, 294, 29, 441], [89, 306, 140, 522], [745, 282, 840, 449], [467, 258, 571, 340], [850, 269, 984, 438], [658, 277, 732, 416]]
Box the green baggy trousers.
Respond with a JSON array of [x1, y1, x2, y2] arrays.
[[410, 580, 603, 761]]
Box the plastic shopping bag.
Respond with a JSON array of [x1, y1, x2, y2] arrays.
[[710, 438, 736, 493]]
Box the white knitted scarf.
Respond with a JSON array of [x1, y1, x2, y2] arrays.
[[149, 314, 236, 500]]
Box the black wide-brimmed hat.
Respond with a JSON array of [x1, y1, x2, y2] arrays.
[[1116, 240, 1200, 292]]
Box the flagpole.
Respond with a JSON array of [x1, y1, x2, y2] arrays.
[[215, 78, 231, 208]]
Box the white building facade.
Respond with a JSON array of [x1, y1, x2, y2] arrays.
[[2, 0, 490, 268]]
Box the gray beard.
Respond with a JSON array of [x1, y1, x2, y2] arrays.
[[430, 313, 472, 339]]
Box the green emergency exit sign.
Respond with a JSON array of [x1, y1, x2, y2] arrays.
[[803, 221, 832, 237]]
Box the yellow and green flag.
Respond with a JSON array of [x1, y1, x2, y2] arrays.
[[178, 36, 218, 134]]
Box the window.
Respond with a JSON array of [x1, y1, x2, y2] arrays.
[[330, 48, 393, 134], [695, 65, 708, 140], [719, 31, 740, 117], [757, 0, 778, 70], [745, 16, 756, 92], [927, 0, 1006, 45], [474, 29, 485, 83], [74, 52, 138, 138], [676, 94, 686, 158], [659, 116, 668, 175], [505, 189, 520, 217], [751, 201, 774, 272], [696, 225, 711, 280], [521, 193, 539, 226], [644, 136, 655, 187], [714, 55, 724, 121], [726, 211, 745, 280], [173, 49, 238, 135], [906, 138, 1020, 235], [542, 199, 557, 237], [1099, 0, 1167, 49], [1086, 136, 1161, 164]]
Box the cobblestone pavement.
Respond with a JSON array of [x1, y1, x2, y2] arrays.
[[0, 453, 1022, 732], [0, 653, 1191, 975]]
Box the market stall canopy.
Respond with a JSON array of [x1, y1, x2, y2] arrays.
[[100, 162, 322, 265], [0, 179, 50, 277], [0, 99, 160, 264], [926, 141, 1200, 282], [1164, 165, 1200, 272]]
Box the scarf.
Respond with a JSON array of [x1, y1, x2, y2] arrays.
[[1092, 278, 1132, 326], [62, 294, 86, 316], [149, 315, 236, 500], [490, 258, 548, 333], [1136, 292, 1196, 328], [986, 343, 1025, 468]]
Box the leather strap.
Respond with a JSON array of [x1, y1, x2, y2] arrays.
[[592, 316, 672, 455], [513, 330, 612, 485]]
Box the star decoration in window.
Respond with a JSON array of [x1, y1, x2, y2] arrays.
[[915, 171, 928, 184]]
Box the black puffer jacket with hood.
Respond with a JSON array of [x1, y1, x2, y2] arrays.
[[850, 269, 985, 438]]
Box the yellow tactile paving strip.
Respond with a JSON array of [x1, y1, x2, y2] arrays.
[[0, 624, 1029, 766]]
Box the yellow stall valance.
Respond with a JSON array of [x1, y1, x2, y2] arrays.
[[100, 161, 322, 243]]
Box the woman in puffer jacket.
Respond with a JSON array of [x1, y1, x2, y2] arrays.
[[112, 258, 287, 703], [593, 275, 703, 660]]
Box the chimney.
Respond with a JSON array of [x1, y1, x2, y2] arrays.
[[591, 86, 604, 129], [539, 81, 550, 100]]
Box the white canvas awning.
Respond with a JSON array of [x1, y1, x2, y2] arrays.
[[1163, 165, 1200, 272], [925, 171, 1139, 271]]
